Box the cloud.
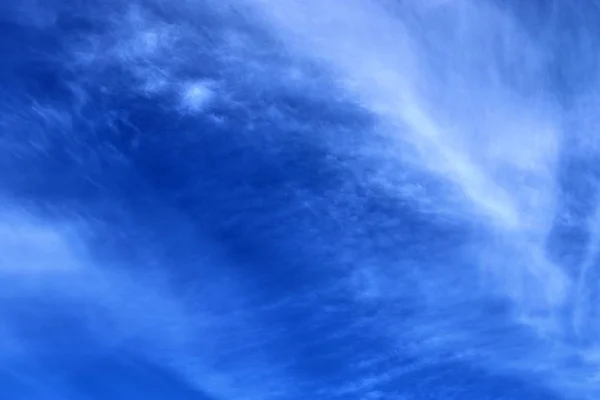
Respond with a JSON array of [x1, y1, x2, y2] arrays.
[[178, 80, 215, 113], [234, 0, 600, 396], [4, 0, 600, 398], [0, 204, 297, 399]]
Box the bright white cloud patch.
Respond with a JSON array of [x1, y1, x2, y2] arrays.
[[179, 80, 215, 112], [0, 211, 83, 276]]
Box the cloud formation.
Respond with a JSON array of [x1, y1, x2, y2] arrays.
[[3, 0, 600, 399]]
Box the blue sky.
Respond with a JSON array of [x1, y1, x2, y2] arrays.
[[1, 0, 600, 399]]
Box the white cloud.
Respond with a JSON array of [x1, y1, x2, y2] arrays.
[[179, 80, 215, 112], [0, 204, 295, 400], [6, 0, 600, 398], [236, 0, 600, 396]]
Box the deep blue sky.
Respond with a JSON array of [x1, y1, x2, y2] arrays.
[[1, 1, 600, 399]]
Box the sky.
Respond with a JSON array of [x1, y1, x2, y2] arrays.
[[1, 0, 600, 399]]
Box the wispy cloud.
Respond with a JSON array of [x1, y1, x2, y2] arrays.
[[236, 0, 600, 396], [0, 205, 299, 399], [4, 0, 600, 399]]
